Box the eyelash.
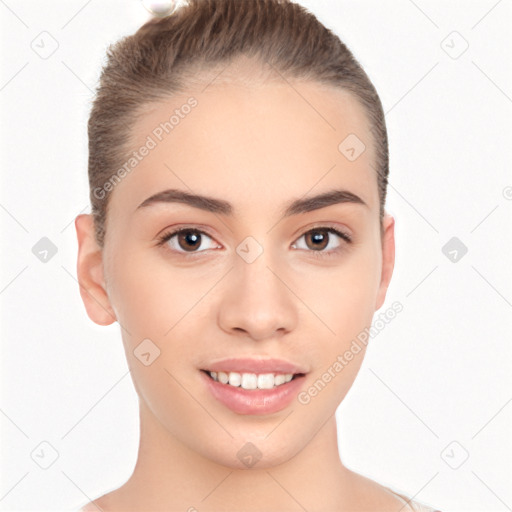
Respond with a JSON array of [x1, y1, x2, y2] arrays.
[[156, 225, 352, 259]]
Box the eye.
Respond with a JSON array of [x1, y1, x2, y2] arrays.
[[156, 225, 352, 258], [291, 226, 352, 256], [156, 227, 220, 255]]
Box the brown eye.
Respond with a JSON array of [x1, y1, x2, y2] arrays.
[[176, 230, 202, 252], [157, 228, 220, 254], [291, 226, 352, 256], [304, 230, 330, 251]]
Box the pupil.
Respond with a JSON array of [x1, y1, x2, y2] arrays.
[[179, 231, 200, 250], [308, 230, 328, 250]]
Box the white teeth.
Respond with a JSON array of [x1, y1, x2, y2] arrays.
[[274, 374, 286, 386], [257, 373, 274, 389], [241, 373, 257, 389], [217, 371, 229, 384], [208, 371, 297, 389], [228, 371, 241, 387]]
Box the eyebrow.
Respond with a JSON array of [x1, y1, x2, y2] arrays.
[[135, 188, 368, 218]]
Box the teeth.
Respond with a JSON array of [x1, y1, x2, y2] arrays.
[[209, 371, 296, 389], [241, 373, 257, 389], [257, 374, 274, 389], [228, 371, 241, 387], [274, 374, 286, 385]]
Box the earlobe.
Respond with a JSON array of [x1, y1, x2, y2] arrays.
[[75, 214, 117, 326], [375, 212, 396, 311]]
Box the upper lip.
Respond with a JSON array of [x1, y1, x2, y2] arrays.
[[202, 357, 308, 375]]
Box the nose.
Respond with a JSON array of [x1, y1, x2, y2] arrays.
[[217, 250, 298, 341]]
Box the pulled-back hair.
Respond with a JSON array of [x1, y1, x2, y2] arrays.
[[88, 0, 389, 248]]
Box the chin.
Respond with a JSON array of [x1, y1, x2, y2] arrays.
[[198, 435, 302, 471]]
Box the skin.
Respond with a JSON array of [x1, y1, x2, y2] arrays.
[[75, 61, 401, 511]]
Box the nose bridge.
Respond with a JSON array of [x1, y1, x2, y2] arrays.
[[217, 234, 297, 338], [235, 234, 285, 301]]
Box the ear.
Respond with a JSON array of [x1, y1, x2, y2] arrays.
[[75, 214, 117, 326], [375, 212, 395, 311]]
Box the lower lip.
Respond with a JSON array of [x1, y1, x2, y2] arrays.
[[200, 370, 306, 415]]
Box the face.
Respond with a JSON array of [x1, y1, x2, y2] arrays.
[[76, 73, 395, 470]]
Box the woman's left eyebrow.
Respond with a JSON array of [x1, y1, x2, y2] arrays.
[[134, 188, 368, 217]]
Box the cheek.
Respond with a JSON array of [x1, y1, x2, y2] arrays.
[[299, 246, 380, 399], [106, 253, 206, 390], [110, 263, 165, 334], [302, 248, 380, 337], [106, 249, 216, 345]]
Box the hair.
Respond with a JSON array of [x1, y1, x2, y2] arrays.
[[88, 0, 389, 248]]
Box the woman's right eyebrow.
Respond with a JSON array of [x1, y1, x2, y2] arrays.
[[136, 188, 232, 215], [134, 188, 368, 217]]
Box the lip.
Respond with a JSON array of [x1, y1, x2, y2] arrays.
[[201, 357, 308, 375], [200, 370, 307, 415]]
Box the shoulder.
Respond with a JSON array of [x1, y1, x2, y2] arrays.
[[75, 493, 111, 512], [380, 486, 442, 512], [75, 483, 133, 511], [75, 504, 99, 512], [342, 470, 414, 510], [343, 469, 442, 511]]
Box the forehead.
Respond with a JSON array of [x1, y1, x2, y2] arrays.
[[113, 79, 379, 217]]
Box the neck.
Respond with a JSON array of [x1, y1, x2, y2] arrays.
[[111, 400, 354, 511]]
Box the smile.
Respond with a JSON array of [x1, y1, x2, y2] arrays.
[[203, 370, 304, 390], [200, 369, 307, 415]]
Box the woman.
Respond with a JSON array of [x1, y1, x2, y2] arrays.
[[75, 0, 442, 510]]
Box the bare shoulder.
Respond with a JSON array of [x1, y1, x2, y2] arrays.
[[343, 469, 442, 511], [77, 491, 117, 512], [76, 498, 106, 512], [343, 469, 416, 511], [77, 503, 101, 512]]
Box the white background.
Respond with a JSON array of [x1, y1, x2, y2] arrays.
[[1, 0, 511, 510]]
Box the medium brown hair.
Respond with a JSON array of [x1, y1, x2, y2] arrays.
[[88, 0, 389, 248]]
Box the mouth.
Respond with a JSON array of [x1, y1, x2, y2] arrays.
[[200, 369, 306, 390], [199, 367, 308, 415]]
